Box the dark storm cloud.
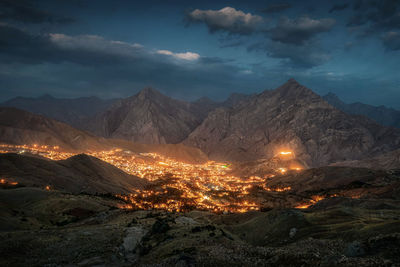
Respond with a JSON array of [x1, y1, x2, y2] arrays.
[[0, 23, 57, 64], [198, 56, 235, 64], [248, 41, 330, 68], [186, 7, 264, 35], [0, 0, 74, 24], [261, 3, 292, 14], [329, 3, 350, 13], [383, 31, 400, 50], [219, 40, 246, 48], [245, 15, 336, 68], [0, 24, 264, 100], [347, 0, 400, 30], [0, 24, 143, 65], [269, 16, 336, 45]]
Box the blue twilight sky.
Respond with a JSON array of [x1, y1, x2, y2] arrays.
[[1, 0, 400, 108]]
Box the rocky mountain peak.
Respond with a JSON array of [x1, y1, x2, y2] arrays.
[[255, 79, 325, 108], [136, 87, 166, 101], [87, 87, 203, 144], [287, 78, 299, 84], [275, 78, 315, 96]]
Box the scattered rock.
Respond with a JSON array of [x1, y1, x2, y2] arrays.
[[191, 225, 216, 233], [175, 216, 198, 226], [77, 256, 104, 266], [344, 241, 365, 257], [151, 218, 170, 234], [289, 227, 297, 238], [122, 226, 147, 253]]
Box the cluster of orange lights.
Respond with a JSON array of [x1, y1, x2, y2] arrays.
[[1, 144, 335, 213], [0, 178, 18, 186], [295, 194, 342, 209]]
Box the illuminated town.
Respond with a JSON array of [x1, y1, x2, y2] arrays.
[[0, 143, 328, 213]]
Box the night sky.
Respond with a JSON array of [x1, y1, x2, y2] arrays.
[[1, 0, 400, 108]]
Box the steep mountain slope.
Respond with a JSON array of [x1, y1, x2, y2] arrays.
[[0, 153, 148, 194], [1, 94, 116, 128], [184, 79, 400, 166], [0, 107, 209, 163], [222, 92, 255, 108], [0, 107, 110, 151], [323, 92, 400, 128], [84, 89, 255, 145], [189, 96, 221, 119], [86, 88, 205, 144]]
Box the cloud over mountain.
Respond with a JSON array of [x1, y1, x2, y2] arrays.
[[248, 40, 330, 68], [269, 16, 336, 45], [0, 0, 74, 24]]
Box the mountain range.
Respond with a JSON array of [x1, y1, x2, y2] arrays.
[[323, 92, 400, 128], [0, 107, 208, 163], [0, 107, 110, 151], [3, 88, 399, 133], [85, 88, 207, 144], [185, 79, 400, 166], [2, 79, 400, 167], [1, 95, 116, 128]]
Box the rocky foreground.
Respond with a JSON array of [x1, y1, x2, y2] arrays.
[[1, 186, 400, 266]]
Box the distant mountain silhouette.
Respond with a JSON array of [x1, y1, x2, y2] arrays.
[[0, 107, 110, 151], [1, 95, 117, 128], [323, 92, 400, 128]]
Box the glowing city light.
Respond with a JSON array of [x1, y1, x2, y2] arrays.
[[0, 143, 331, 213]]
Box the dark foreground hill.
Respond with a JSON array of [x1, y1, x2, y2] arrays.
[[0, 153, 148, 194], [0, 186, 399, 266]]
